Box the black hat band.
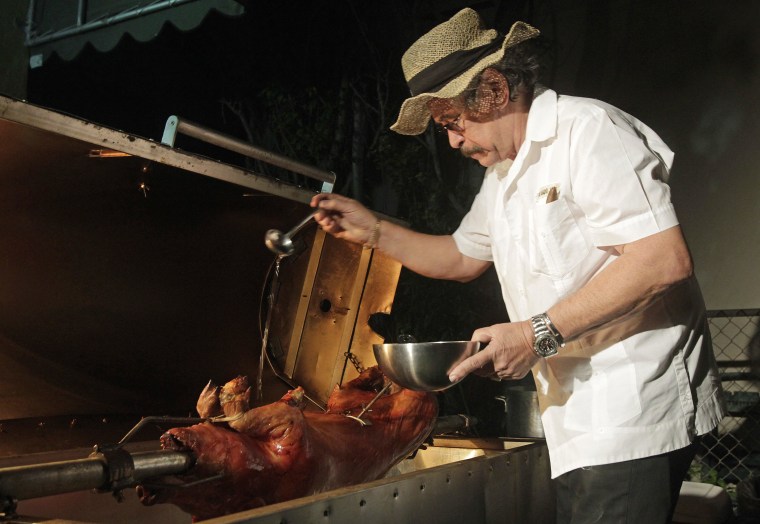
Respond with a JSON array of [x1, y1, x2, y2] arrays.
[[407, 36, 503, 96]]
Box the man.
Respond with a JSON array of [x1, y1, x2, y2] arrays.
[[312, 8, 725, 523]]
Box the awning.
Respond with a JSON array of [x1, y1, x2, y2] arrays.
[[25, 0, 246, 68]]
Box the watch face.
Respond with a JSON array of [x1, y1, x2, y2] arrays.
[[535, 334, 559, 357]]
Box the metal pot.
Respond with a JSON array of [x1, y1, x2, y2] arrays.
[[495, 389, 545, 438]]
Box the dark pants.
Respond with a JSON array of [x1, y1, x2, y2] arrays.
[[554, 439, 700, 524]]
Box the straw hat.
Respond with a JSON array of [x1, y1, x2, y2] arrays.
[[391, 8, 540, 136]]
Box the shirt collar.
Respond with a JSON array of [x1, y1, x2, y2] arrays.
[[489, 87, 557, 181], [525, 86, 557, 143]]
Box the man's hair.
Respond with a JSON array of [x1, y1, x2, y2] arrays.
[[462, 37, 549, 115], [493, 37, 548, 101]]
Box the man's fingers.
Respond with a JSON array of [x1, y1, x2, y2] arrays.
[[314, 199, 340, 212], [449, 350, 492, 383]]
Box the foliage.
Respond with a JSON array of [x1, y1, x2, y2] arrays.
[[689, 460, 731, 490], [221, 85, 347, 191]]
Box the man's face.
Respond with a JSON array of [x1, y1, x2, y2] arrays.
[[427, 93, 507, 167]]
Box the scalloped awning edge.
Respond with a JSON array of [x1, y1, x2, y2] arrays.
[[26, 0, 245, 68]]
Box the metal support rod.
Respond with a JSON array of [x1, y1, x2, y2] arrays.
[[117, 416, 204, 447], [0, 450, 193, 501], [165, 116, 336, 186], [76, 0, 88, 26]]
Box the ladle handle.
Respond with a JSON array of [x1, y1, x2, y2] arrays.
[[285, 210, 317, 237]]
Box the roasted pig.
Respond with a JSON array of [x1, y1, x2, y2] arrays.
[[137, 366, 438, 521]]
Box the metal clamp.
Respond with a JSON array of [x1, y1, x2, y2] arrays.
[[89, 444, 135, 496]]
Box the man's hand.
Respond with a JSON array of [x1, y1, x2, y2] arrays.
[[449, 321, 537, 382], [311, 193, 379, 246]]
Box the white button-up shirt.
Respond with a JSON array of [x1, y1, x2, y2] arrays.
[[453, 88, 725, 478]]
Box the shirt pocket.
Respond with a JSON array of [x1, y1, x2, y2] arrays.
[[529, 197, 591, 278]]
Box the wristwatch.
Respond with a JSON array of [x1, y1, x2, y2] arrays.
[[530, 313, 565, 358]]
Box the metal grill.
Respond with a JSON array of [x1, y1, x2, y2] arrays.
[[691, 309, 760, 500]]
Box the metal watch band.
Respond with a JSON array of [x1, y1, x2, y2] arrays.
[[530, 315, 552, 339], [541, 313, 565, 347], [530, 314, 562, 358]]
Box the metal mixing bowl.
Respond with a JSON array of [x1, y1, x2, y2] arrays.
[[373, 341, 481, 392]]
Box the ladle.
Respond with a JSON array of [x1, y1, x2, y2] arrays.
[[264, 210, 317, 256]]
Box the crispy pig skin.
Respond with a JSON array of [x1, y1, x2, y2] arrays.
[[137, 366, 438, 521]]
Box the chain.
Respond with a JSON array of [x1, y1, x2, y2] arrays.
[[344, 351, 365, 373]]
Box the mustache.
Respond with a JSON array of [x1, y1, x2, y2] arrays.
[[461, 146, 486, 158]]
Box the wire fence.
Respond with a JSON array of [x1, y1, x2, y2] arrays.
[[690, 309, 760, 504]]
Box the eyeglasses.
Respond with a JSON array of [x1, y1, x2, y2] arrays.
[[436, 114, 465, 135]]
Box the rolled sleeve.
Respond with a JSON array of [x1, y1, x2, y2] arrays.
[[570, 106, 679, 247], [452, 179, 495, 261], [588, 203, 679, 247]]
